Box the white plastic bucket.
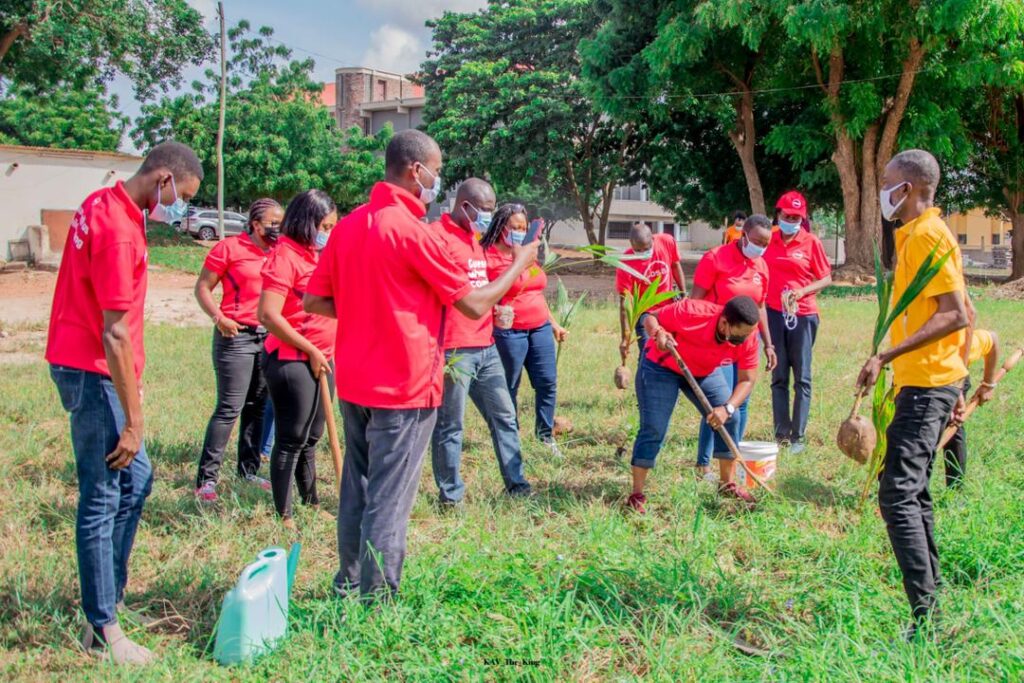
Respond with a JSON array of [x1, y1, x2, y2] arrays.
[[735, 441, 778, 491]]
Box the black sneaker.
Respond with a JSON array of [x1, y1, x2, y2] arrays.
[[507, 483, 535, 499]]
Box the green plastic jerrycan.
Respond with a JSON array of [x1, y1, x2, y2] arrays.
[[213, 546, 291, 665]]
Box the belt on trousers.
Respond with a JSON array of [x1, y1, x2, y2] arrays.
[[237, 325, 267, 335]]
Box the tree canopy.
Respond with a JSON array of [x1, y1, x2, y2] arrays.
[[0, 83, 127, 151]]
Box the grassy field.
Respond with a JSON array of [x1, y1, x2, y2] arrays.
[[147, 224, 210, 275], [1, 296, 1023, 681]]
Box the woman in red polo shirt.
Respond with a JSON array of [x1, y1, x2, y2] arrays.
[[481, 204, 567, 456], [193, 198, 283, 502], [689, 213, 775, 476], [764, 191, 832, 453], [257, 189, 338, 528]]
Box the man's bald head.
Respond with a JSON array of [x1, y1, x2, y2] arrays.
[[455, 178, 496, 207], [887, 149, 941, 200], [629, 222, 653, 251]]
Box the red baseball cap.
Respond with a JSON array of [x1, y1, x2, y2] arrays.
[[776, 191, 808, 218]]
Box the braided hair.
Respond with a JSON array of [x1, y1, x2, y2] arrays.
[[246, 197, 282, 233], [480, 202, 527, 249]]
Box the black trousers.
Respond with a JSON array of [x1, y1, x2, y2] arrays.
[[263, 350, 335, 518], [879, 384, 960, 621], [767, 309, 819, 442], [942, 378, 970, 489], [195, 329, 267, 488]]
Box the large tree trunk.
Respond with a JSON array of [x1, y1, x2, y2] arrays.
[[565, 159, 599, 245], [0, 22, 28, 66], [1009, 205, 1024, 282], [721, 73, 765, 215]]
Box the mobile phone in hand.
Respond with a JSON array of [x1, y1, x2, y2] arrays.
[[524, 218, 544, 245]]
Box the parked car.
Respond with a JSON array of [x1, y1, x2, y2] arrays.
[[172, 206, 204, 232], [185, 210, 248, 241]]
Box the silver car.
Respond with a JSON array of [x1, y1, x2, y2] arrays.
[[185, 210, 249, 241]]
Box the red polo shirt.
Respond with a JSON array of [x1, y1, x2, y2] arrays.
[[763, 229, 831, 316], [307, 182, 473, 409], [46, 181, 148, 380], [204, 232, 272, 327], [436, 214, 492, 349], [645, 299, 759, 377], [486, 247, 549, 330], [615, 233, 680, 310], [693, 242, 768, 306], [262, 236, 335, 361]]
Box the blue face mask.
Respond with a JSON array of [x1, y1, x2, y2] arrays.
[[150, 176, 188, 224], [504, 230, 526, 247], [463, 203, 492, 233], [741, 236, 767, 259], [315, 230, 329, 250], [416, 164, 442, 205], [779, 219, 801, 236]]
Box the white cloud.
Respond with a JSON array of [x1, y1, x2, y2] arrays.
[[359, 24, 425, 74], [356, 0, 487, 31]]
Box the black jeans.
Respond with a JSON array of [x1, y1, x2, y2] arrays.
[[942, 378, 969, 489], [879, 384, 960, 621], [195, 328, 268, 487], [263, 350, 335, 518], [767, 308, 819, 442]]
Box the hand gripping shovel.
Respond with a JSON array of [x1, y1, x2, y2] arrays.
[[666, 345, 772, 493], [937, 348, 1023, 450], [319, 374, 343, 492]]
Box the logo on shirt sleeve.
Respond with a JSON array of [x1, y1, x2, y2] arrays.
[[70, 209, 88, 250]]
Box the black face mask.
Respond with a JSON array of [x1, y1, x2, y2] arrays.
[[715, 327, 749, 347], [262, 226, 281, 243]]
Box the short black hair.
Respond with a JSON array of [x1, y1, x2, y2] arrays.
[[743, 213, 772, 235], [140, 141, 204, 181], [385, 129, 440, 175], [281, 189, 336, 247], [629, 221, 653, 247], [732, 210, 747, 222], [723, 296, 759, 326], [480, 202, 527, 249]]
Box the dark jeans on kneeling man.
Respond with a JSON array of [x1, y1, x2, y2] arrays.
[[879, 383, 960, 623]]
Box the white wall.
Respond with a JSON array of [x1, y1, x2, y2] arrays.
[[0, 147, 142, 260]]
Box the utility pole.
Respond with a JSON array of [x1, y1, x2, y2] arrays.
[[216, 1, 227, 240]]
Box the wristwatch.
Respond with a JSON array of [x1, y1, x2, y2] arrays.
[[724, 403, 736, 416]]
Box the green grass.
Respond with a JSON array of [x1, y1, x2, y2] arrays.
[[1, 300, 1023, 680], [147, 224, 209, 274]]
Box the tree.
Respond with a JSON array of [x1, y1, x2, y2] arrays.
[[771, 0, 1003, 270], [0, 0, 212, 99], [132, 21, 388, 211], [0, 83, 127, 150], [420, 0, 637, 246]]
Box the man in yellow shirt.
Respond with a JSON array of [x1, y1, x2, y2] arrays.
[[856, 149, 970, 637], [943, 329, 999, 489]]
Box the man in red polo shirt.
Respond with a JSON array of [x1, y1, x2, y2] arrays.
[[46, 142, 203, 664], [304, 130, 539, 599], [616, 221, 686, 362], [429, 179, 532, 505]]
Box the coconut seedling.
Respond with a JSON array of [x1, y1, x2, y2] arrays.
[[554, 277, 586, 366], [837, 242, 955, 464], [616, 277, 678, 390]]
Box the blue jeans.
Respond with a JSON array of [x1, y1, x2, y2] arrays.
[[767, 308, 819, 442], [696, 363, 749, 467], [260, 398, 275, 457], [493, 322, 558, 441], [430, 346, 528, 502], [50, 365, 154, 628], [632, 357, 740, 468]]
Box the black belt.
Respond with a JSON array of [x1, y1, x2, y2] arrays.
[[237, 325, 268, 335]]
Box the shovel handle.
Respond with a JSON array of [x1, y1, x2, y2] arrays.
[[319, 373, 343, 492], [937, 348, 1023, 449], [666, 346, 772, 492]]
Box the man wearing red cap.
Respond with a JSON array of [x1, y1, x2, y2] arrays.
[[763, 191, 832, 453]]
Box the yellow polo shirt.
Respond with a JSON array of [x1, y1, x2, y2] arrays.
[[967, 329, 994, 366], [890, 207, 968, 389]]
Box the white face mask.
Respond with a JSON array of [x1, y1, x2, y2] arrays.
[[880, 182, 909, 221], [415, 163, 442, 205], [633, 249, 653, 260]]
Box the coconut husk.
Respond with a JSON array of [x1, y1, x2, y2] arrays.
[[553, 416, 574, 436], [837, 388, 875, 464], [614, 365, 631, 390]]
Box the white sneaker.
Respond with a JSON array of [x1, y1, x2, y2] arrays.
[[545, 440, 564, 458], [244, 473, 272, 492]]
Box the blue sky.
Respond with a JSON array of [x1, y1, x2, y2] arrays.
[[114, 0, 485, 148]]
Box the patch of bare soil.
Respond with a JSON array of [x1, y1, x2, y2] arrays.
[[991, 277, 1024, 301]]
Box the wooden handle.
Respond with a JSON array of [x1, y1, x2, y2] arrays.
[[667, 346, 772, 492], [937, 348, 1023, 449], [319, 373, 343, 491]]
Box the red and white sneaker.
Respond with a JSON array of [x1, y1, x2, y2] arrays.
[[625, 492, 647, 514], [718, 481, 756, 507], [244, 474, 272, 492], [195, 481, 218, 503]]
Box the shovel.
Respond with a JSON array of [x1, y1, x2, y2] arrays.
[[937, 348, 1023, 450], [319, 374, 343, 492], [665, 346, 772, 493]]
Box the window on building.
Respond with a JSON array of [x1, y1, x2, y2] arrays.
[[662, 223, 675, 238], [957, 233, 967, 245], [992, 233, 1001, 246], [376, 79, 387, 100], [607, 221, 632, 239]]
